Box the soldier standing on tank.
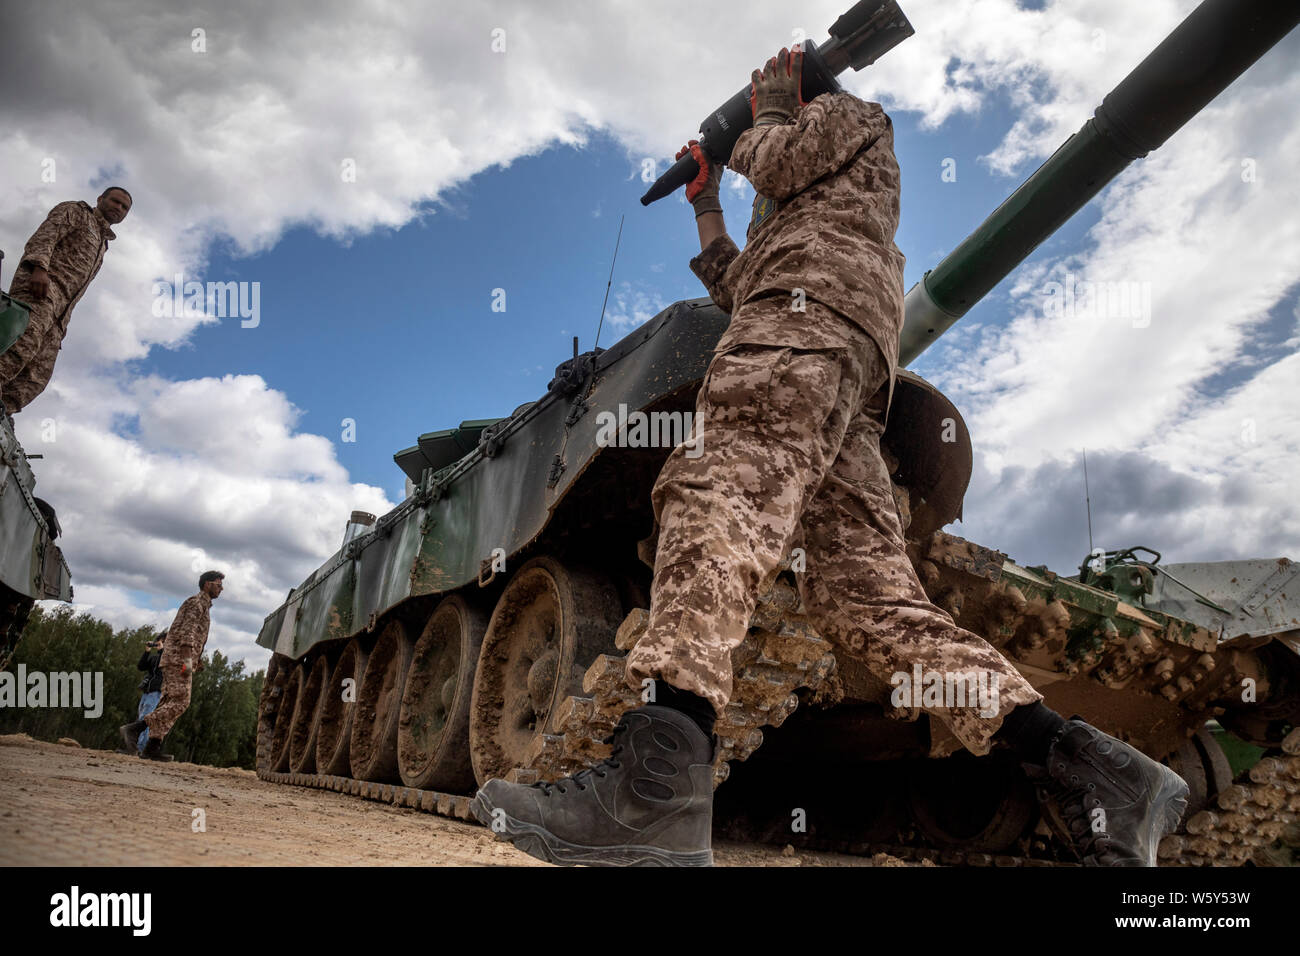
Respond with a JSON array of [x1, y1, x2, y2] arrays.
[[119, 571, 223, 761], [474, 48, 1188, 866], [0, 187, 131, 415]]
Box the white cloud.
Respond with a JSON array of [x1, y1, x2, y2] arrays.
[[923, 8, 1300, 570], [602, 281, 670, 333], [18, 375, 391, 662]]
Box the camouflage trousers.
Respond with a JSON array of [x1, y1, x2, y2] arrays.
[[625, 331, 1041, 756], [0, 292, 63, 412], [143, 665, 194, 739]]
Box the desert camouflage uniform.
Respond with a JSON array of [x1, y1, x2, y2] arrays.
[[145, 592, 212, 739], [625, 93, 1040, 756], [0, 201, 116, 411]]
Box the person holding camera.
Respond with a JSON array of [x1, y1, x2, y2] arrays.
[[130, 632, 166, 754]]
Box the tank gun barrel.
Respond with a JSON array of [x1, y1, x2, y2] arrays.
[[899, 0, 1300, 367]]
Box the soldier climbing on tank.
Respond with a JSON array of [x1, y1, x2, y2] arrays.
[[0, 187, 131, 415], [119, 570, 224, 761], [472, 47, 1189, 866]]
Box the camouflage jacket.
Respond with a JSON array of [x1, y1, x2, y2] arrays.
[[689, 92, 905, 385], [10, 201, 116, 331], [159, 592, 212, 675]]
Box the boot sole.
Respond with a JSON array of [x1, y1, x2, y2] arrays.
[[470, 793, 713, 867]]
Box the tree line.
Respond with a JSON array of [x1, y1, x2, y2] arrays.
[[0, 605, 263, 768]]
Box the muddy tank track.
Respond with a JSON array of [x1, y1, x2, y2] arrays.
[[487, 530, 1300, 865], [254, 530, 1297, 866], [255, 639, 1296, 866], [498, 575, 836, 790], [255, 651, 479, 820], [493, 590, 1079, 865], [252, 576, 840, 826], [1159, 728, 1300, 867]]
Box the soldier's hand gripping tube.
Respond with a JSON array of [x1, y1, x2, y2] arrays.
[[639, 38, 841, 206], [751, 46, 806, 127], [639, 0, 914, 206], [677, 141, 722, 216]]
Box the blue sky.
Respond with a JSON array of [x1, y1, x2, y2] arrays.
[[4, 0, 1296, 664], [135, 94, 1075, 502]]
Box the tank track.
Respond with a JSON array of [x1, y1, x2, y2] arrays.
[[255, 641, 1296, 866], [1158, 729, 1300, 867], [255, 766, 479, 821], [491, 538, 1299, 866], [253, 577, 842, 827], [494, 584, 1076, 865], [255, 652, 479, 820], [500, 576, 837, 790], [254, 535, 1298, 866]]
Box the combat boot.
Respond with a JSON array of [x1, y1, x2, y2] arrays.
[[140, 736, 174, 762], [471, 705, 715, 866], [1030, 718, 1188, 866], [119, 719, 147, 751]]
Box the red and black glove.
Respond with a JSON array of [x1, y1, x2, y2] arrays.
[[750, 45, 806, 127], [675, 140, 722, 217]]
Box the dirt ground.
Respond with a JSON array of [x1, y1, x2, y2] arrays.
[[0, 734, 902, 867]]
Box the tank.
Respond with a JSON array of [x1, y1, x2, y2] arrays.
[[254, 0, 1300, 866], [0, 253, 74, 670]]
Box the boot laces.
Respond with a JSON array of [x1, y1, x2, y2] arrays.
[[1044, 756, 1118, 863], [534, 720, 628, 796]]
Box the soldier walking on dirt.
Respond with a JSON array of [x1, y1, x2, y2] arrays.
[[119, 571, 223, 761], [0, 187, 131, 413], [474, 48, 1188, 866]]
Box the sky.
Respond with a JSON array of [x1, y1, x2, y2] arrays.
[[1, 0, 1297, 669]]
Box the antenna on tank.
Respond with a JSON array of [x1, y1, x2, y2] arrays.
[[593, 214, 625, 352], [1082, 449, 1095, 557]]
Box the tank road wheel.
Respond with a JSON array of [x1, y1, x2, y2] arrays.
[[349, 618, 415, 783], [1159, 726, 1296, 866], [288, 653, 332, 774], [398, 594, 488, 792], [267, 662, 305, 773], [1193, 727, 1236, 799], [907, 753, 1038, 852], [1164, 727, 1236, 819], [316, 636, 370, 777], [469, 556, 624, 785], [1166, 738, 1210, 816], [256, 653, 294, 774]]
